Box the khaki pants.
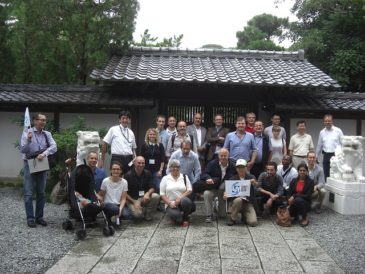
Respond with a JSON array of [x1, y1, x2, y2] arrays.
[[203, 183, 226, 217], [311, 188, 326, 208], [127, 193, 160, 218], [292, 156, 307, 169], [228, 198, 257, 227]]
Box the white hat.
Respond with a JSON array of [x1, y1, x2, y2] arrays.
[[236, 159, 247, 167]]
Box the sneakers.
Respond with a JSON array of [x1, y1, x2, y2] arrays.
[[226, 215, 235, 226], [205, 215, 213, 223], [27, 219, 36, 228], [36, 219, 47, 227]]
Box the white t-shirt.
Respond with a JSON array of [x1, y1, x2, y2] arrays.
[[103, 125, 137, 155], [100, 177, 128, 204], [270, 137, 286, 165], [160, 173, 192, 201]]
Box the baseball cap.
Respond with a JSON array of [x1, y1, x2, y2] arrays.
[[236, 159, 247, 167]]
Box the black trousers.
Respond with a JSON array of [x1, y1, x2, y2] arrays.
[[289, 197, 310, 219], [322, 152, 335, 181], [111, 154, 133, 174]]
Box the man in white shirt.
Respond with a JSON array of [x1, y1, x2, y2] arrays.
[[187, 113, 207, 169], [277, 155, 298, 195], [288, 120, 315, 168], [316, 114, 343, 180], [99, 110, 137, 174]]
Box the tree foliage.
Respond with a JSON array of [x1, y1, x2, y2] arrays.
[[289, 0, 365, 90], [133, 29, 184, 47], [236, 13, 289, 51], [0, 0, 139, 84]]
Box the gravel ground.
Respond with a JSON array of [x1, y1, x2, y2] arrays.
[[0, 187, 364, 274], [304, 207, 365, 274], [0, 187, 77, 274]]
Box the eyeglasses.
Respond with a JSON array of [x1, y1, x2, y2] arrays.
[[171, 166, 180, 169], [36, 119, 47, 122]]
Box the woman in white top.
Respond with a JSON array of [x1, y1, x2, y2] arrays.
[[98, 162, 128, 226], [269, 126, 287, 165], [160, 159, 193, 227]]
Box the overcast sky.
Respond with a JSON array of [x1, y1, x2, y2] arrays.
[[133, 0, 297, 49]]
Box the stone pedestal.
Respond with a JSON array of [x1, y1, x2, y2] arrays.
[[324, 178, 365, 215]]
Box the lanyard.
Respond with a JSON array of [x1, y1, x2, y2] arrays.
[[119, 126, 132, 143], [33, 128, 43, 150]]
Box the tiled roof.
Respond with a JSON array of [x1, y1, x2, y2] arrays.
[[274, 92, 365, 112], [0, 84, 153, 106], [90, 47, 340, 89]]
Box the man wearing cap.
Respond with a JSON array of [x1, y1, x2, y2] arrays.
[[224, 159, 258, 226], [99, 110, 137, 174], [256, 161, 284, 215], [194, 148, 237, 223]]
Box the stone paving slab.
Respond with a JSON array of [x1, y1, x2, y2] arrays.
[[46, 203, 343, 274]]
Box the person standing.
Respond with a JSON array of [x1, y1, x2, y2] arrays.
[[164, 116, 177, 149], [166, 121, 195, 158], [268, 126, 287, 165], [264, 113, 286, 139], [250, 120, 270, 179], [140, 128, 165, 194], [187, 113, 207, 170], [316, 114, 343, 180], [155, 114, 168, 150], [99, 110, 137, 174], [288, 120, 315, 168], [223, 116, 257, 171], [245, 112, 256, 134], [20, 113, 57, 227], [206, 114, 229, 162]]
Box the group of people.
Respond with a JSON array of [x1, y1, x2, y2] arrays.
[[20, 110, 343, 229]]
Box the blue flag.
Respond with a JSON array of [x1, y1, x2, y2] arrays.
[[24, 107, 31, 129]]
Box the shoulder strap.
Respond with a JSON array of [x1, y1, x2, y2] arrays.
[[43, 131, 50, 148], [282, 166, 292, 178], [183, 174, 186, 186], [189, 134, 194, 148], [171, 134, 175, 148]]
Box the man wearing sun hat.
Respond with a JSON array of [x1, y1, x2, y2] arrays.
[[224, 159, 258, 226]]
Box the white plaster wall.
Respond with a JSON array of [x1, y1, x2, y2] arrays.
[[0, 112, 54, 178]]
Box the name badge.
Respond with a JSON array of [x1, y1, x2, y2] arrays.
[[139, 191, 145, 197], [149, 159, 155, 164]]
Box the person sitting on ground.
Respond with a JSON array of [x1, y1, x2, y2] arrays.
[[97, 162, 128, 227], [160, 159, 194, 227], [288, 163, 314, 227], [256, 161, 284, 215], [85, 151, 107, 192], [193, 148, 236, 223], [307, 151, 326, 214], [224, 159, 258, 227], [124, 156, 160, 221], [277, 155, 298, 196]]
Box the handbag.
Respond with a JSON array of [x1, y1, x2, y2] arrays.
[[276, 205, 292, 227], [27, 157, 50, 174]]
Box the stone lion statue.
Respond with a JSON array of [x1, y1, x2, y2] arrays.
[[330, 136, 365, 182], [76, 131, 101, 166]]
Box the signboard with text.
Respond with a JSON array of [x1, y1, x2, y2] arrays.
[[225, 180, 251, 197]]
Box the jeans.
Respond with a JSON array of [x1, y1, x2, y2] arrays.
[[23, 160, 47, 221], [103, 203, 130, 220], [152, 172, 162, 194]]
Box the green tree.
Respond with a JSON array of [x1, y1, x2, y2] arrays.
[[0, 2, 15, 82], [236, 13, 289, 50], [289, 0, 365, 90], [133, 29, 184, 47], [5, 0, 139, 84]]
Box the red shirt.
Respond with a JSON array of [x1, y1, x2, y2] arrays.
[[245, 126, 255, 134], [296, 180, 305, 193]]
